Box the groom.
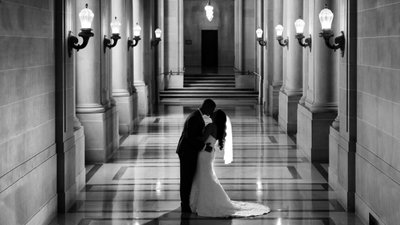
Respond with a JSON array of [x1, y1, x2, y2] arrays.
[[176, 99, 216, 213]]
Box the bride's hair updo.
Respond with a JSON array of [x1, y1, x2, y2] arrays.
[[214, 109, 227, 150]]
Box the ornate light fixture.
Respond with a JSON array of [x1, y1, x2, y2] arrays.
[[104, 17, 121, 53], [256, 28, 267, 47], [68, 4, 94, 57], [275, 24, 288, 47], [151, 28, 162, 46], [128, 22, 142, 49], [204, 0, 214, 22], [319, 6, 345, 55], [294, 18, 311, 49]]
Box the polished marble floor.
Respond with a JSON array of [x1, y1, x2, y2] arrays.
[[51, 104, 365, 225]]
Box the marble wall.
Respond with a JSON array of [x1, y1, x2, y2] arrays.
[[183, 0, 234, 67], [354, 0, 400, 224], [0, 0, 58, 224]]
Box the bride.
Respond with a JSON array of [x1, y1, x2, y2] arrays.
[[189, 109, 270, 217]]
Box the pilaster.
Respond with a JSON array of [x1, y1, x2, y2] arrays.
[[111, 0, 136, 134], [297, 0, 338, 163], [76, 0, 119, 163], [278, 0, 303, 133]]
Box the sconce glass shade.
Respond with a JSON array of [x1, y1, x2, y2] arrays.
[[155, 28, 162, 38], [205, 1, 214, 22], [294, 19, 306, 34], [79, 4, 94, 30], [256, 28, 263, 39], [110, 17, 121, 34], [319, 7, 334, 31], [133, 23, 142, 37], [275, 25, 284, 37]]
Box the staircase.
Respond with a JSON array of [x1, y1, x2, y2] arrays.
[[160, 73, 259, 103]]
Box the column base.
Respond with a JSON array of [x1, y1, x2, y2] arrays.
[[113, 92, 137, 134], [268, 84, 282, 119], [278, 90, 301, 134], [328, 126, 355, 211], [77, 106, 119, 163], [297, 103, 336, 162], [135, 83, 149, 117]]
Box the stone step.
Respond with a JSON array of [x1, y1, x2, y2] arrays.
[[167, 87, 253, 91], [160, 98, 259, 104], [159, 94, 258, 99], [161, 89, 257, 93], [159, 91, 258, 98], [184, 84, 236, 88], [185, 74, 235, 77], [184, 80, 235, 84]]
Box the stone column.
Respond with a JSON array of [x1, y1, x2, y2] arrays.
[[256, 0, 264, 105], [132, 0, 149, 116], [278, 0, 303, 133], [157, 0, 165, 92], [267, 0, 283, 118], [261, 0, 268, 109], [234, 0, 243, 70], [297, 0, 338, 162], [111, 0, 136, 134], [76, 0, 119, 163], [127, 0, 139, 131], [163, 0, 184, 89]]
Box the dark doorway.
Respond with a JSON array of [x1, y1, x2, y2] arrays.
[[201, 30, 218, 68]]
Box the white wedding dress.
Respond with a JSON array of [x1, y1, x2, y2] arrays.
[[189, 135, 270, 217]]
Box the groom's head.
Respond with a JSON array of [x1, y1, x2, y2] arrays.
[[200, 99, 216, 116]]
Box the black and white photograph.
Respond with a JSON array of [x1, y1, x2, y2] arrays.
[[0, 0, 397, 225]]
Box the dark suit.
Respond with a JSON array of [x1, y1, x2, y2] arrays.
[[176, 110, 205, 209]]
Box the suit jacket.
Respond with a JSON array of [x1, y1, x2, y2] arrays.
[[176, 110, 206, 155]]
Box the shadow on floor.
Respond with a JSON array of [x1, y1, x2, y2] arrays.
[[143, 208, 233, 225]]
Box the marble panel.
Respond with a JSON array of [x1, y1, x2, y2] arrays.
[[0, 1, 54, 37], [355, 151, 400, 225], [357, 2, 400, 37], [376, 98, 393, 134], [393, 103, 400, 140], [0, 155, 57, 225], [357, 0, 400, 11]]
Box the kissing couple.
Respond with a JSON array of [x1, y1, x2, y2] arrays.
[[176, 99, 270, 217]]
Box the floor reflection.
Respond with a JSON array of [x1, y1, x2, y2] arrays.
[[51, 103, 365, 225]]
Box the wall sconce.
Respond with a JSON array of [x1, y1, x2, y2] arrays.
[[256, 28, 267, 47], [103, 17, 121, 53], [128, 22, 142, 49], [319, 6, 345, 56], [275, 25, 289, 47], [294, 18, 311, 49], [68, 4, 94, 57], [151, 28, 162, 46], [205, 0, 214, 22]]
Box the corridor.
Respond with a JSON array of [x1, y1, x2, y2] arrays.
[[51, 103, 364, 225]]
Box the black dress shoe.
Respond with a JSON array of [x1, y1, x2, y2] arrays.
[[181, 205, 192, 213]]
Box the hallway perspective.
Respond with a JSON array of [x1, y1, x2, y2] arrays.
[[51, 103, 364, 225]]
